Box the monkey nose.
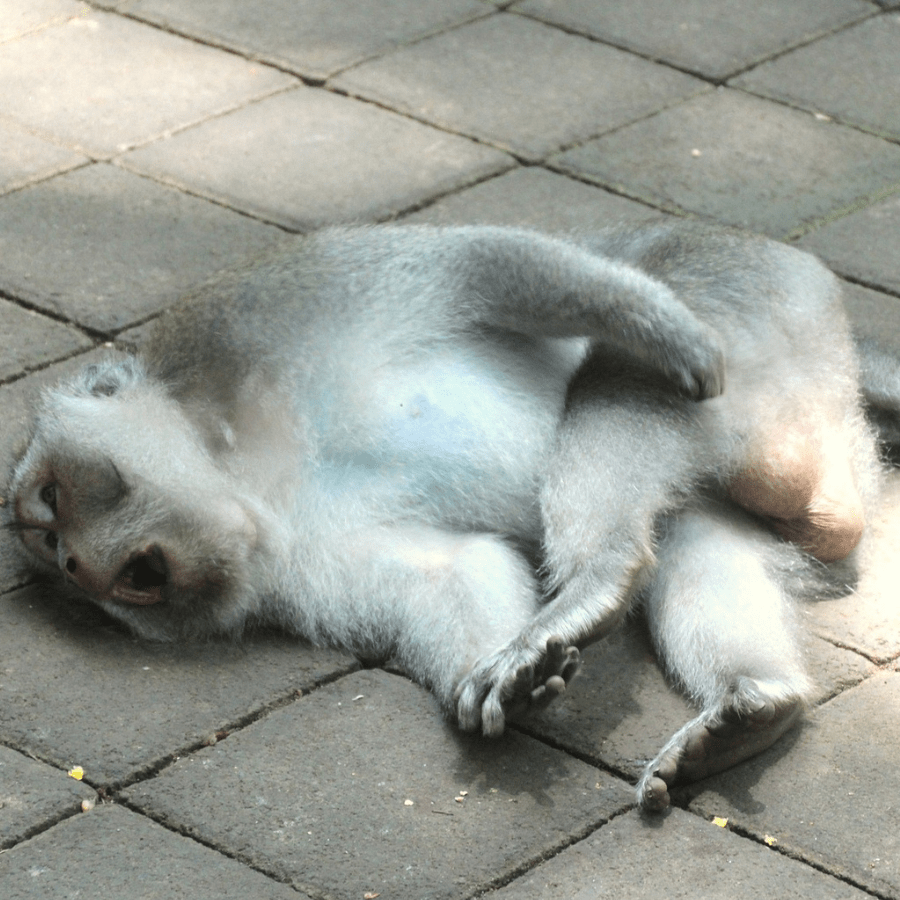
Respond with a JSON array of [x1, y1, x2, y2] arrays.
[[59, 551, 107, 597]]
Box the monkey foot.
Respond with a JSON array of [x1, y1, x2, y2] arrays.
[[637, 678, 803, 812], [455, 636, 581, 737]]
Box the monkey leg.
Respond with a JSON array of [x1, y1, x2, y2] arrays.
[[336, 524, 580, 732], [728, 422, 864, 563], [455, 373, 708, 737], [639, 499, 811, 811]]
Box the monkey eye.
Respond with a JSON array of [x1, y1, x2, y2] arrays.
[[113, 546, 169, 606], [44, 531, 59, 552], [39, 483, 58, 514]]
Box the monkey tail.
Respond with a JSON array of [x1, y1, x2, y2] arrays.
[[855, 336, 900, 465]]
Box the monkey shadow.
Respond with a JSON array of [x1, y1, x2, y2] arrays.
[[671, 716, 812, 818], [437, 715, 586, 811], [421, 621, 666, 810], [5, 577, 136, 643], [3, 575, 342, 669], [515, 619, 688, 777]]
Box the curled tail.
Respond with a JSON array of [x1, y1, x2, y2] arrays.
[[856, 337, 900, 464]]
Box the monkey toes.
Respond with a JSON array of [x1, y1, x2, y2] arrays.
[[455, 636, 581, 737], [729, 426, 864, 563], [637, 679, 803, 811]]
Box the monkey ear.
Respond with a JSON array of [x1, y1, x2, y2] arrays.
[[76, 357, 145, 398]]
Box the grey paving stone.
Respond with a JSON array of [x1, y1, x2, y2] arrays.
[[553, 89, 900, 238], [808, 470, 900, 662], [688, 672, 900, 898], [0, 164, 287, 332], [0, 122, 86, 195], [0, 301, 91, 381], [735, 15, 900, 142], [488, 807, 873, 899], [798, 191, 900, 295], [842, 281, 900, 352], [123, 669, 632, 900], [107, 0, 488, 81], [0, 10, 295, 157], [404, 167, 663, 230], [0, 804, 306, 899], [516, 0, 873, 81], [334, 15, 708, 162], [0, 747, 96, 849], [0, 583, 357, 786], [0, 0, 89, 43], [522, 621, 873, 786], [122, 87, 512, 230]]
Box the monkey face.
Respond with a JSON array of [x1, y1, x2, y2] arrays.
[[8, 359, 261, 640]]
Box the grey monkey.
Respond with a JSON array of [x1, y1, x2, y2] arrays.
[[7, 222, 892, 809]]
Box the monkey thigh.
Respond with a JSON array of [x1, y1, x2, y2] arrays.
[[728, 420, 864, 563], [637, 498, 811, 810], [540, 364, 710, 647], [351, 526, 542, 685]]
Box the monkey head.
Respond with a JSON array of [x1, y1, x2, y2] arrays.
[[7, 358, 262, 640]]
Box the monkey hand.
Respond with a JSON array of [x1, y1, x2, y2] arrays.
[[662, 321, 726, 401], [454, 636, 581, 737]]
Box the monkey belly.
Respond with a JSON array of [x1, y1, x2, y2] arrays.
[[728, 425, 864, 563]]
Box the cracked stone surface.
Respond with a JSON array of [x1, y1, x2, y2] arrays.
[[2, 3, 899, 898]]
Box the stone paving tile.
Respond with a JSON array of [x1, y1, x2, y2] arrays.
[[404, 167, 663, 230], [123, 669, 632, 900], [0, 122, 86, 195], [0, 164, 288, 333], [522, 621, 874, 784], [487, 807, 874, 899], [0, 804, 307, 899], [333, 14, 709, 162], [842, 281, 900, 350], [688, 671, 900, 898], [516, 0, 873, 81], [0, 583, 357, 786], [0, 0, 89, 43], [553, 89, 900, 237], [0, 10, 295, 158], [0, 301, 91, 382], [808, 470, 900, 662], [122, 87, 512, 230], [101, 0, 489, 82], [798, 191, 900, 295], [735, 14, 900, 142], [0, 746, 96, 849]]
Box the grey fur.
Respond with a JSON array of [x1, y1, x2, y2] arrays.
[[7, 222, 892, 810]]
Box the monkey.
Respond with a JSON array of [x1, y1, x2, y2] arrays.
[[7, 222, 895, 811]]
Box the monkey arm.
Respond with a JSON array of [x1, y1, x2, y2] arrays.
[[447, 227, 725, 400]]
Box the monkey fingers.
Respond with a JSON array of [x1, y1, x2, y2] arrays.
[[455, 636, 581, 737], [504, 638, 582, 719], [636, 677, 803, 812]]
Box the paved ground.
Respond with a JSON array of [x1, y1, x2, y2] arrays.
[[1, 1, 900, 898]]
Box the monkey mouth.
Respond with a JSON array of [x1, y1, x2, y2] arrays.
[[112, 546, 168, 606]]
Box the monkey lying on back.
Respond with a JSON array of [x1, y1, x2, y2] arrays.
[[8, 221, 895, 810]]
